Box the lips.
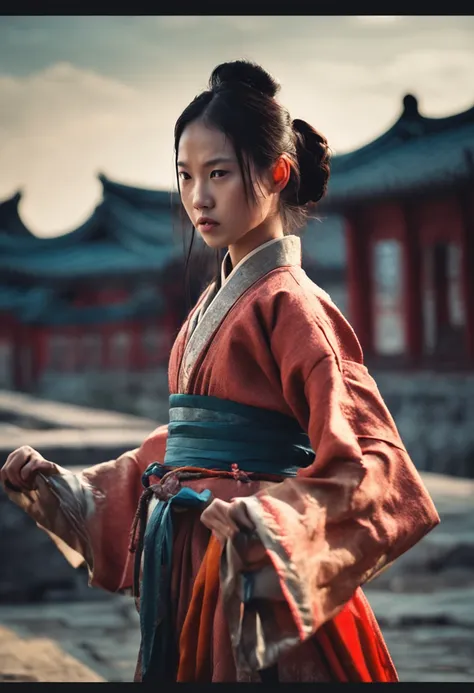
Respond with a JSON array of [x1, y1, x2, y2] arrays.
[[196, 217, 220, 233], [196, 217, 219, 227]]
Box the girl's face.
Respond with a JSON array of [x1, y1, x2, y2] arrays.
[[177, 119, 280, 255]]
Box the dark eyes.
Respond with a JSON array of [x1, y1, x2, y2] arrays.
[[210, 170, 228, 179], [178, 170, 228, 181]]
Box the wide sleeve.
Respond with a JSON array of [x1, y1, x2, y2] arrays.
[[3, 424, 168, 593], [220, 289, 440, 672]]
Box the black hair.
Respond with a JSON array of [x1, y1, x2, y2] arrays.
[[173, 60, 331, 306]]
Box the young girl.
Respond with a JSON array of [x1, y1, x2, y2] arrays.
[[1, 60, 440, 683]]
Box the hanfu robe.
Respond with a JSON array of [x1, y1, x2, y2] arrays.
[[3, 234, 440, 683]]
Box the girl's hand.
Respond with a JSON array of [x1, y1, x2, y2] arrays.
[[201, 497, 255, 545], [0, 446, 57, 492]]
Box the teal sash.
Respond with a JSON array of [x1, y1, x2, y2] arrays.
[[163, 393, 315, 475], [139, 394, 315, 681]]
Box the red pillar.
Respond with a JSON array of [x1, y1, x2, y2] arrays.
[[458, 191, 474, 364], [33, 327, 48, 382], [433, 244, 449, 336], [344, 211, 373, 355], [401, 203, 423, 366], [6, 317, 22, 390]]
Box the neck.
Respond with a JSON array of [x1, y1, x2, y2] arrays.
[[227, 216, 284, 267]]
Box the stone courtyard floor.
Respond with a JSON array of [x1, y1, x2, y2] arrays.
[[0, 459, 473, 682], [0, 583, 473, 682]]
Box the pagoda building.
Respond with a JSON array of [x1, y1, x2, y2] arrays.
[[0, 175, 187, 408], [319, 94, 474, 371], [1, 94, 473, 459]]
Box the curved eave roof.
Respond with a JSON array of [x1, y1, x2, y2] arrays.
[[99, 173, 177, 209], [0, 192, 36, 238], [322, 96, 474, 210], [0, 202, 105, 251], [0, 241, 180, 280], [0, 285, 166, 325], [0, 173, 178, 251]]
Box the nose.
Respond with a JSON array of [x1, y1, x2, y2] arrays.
[[193, 179, 214, 211]]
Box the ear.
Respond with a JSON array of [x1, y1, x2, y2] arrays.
[[271, 154, 291, 193]]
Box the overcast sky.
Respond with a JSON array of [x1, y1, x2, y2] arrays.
[[1, 15, 474, 236]]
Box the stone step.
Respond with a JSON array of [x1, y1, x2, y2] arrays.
[[0, 389, 157, 431], [0, 624, 104, 682], [365, 586, 474, 628], [0, 428, 154, 468], [0, 597, 139, 682]]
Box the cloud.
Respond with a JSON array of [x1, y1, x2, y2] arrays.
[[272, 46, 474, 154], [1, 16, 473, 234], [382, 49, 474, 109], [0, 63, 180, 235], [0, 62, 137, 132], [153, 16, 202, 29], [293, 47, 474, 102], [352, 16, 405, 25]]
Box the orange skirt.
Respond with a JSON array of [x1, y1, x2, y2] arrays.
[[176, 533, 398, 683]]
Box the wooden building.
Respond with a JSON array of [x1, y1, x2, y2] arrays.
[[0, 174, 187, 393], [319, 94, 474, 370], [1, 93, 473, 405]]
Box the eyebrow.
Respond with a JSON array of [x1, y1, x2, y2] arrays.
[[176, 157, 236, 168]]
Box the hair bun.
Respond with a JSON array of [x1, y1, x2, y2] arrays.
[[209, 60, 280, 98], [292, 118, 331, 205]]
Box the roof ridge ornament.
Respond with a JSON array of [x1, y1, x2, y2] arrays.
[[398, 94, 425, 140], [402, 94, 420, 119]]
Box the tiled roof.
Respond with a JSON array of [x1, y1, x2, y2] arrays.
[[0, 173, 182, 280], [0, 173, 183, 325], [0, 241, 178, 279], [322, 95, 474, 209], [0, 284, 165, 326]]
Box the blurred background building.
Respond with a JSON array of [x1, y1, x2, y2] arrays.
[[1, 94, 474, 477], [320, 93, 474, 370], [0, 175, 188, 420]]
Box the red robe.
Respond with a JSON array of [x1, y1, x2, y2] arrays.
[[4, 235, 440, 682]]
